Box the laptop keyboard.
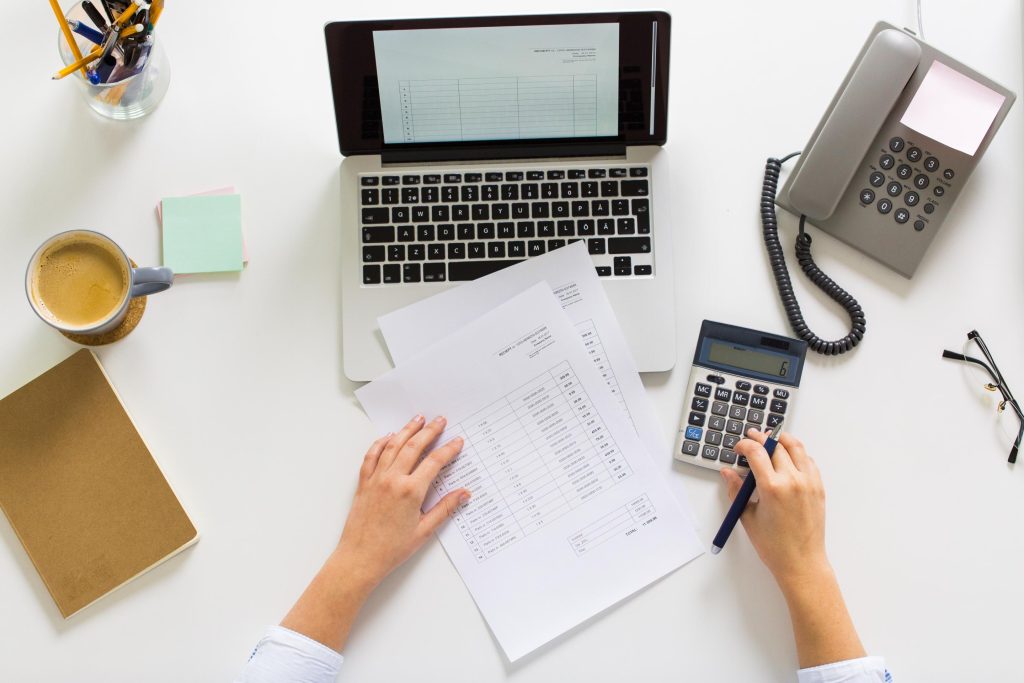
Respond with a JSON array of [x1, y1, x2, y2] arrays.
[[359, 166, 654, 285]]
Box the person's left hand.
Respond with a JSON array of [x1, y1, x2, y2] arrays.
[[333, 415, 470, 593]]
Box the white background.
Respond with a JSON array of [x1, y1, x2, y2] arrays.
[[0, 1, 1020, 681]]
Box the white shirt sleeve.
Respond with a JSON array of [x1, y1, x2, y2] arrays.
[[797, 656, 891, 683], [235, 626, 343, 683]]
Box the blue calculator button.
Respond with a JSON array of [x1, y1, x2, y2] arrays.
[[685, 426, 703, 441]]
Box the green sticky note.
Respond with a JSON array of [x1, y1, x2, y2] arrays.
[[162, 194, 244, 274]]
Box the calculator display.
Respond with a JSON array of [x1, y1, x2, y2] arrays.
[[708, 342, 790, 378]]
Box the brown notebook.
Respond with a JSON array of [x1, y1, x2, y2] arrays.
[[0, 349, 198, 618]]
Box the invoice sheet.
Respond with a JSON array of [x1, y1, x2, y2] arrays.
[[378, 243, 695, 522], [372, 23, 619, 144], [357, 284, 703, 661]]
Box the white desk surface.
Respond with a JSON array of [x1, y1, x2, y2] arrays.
[[1, 1, 1021, 680]]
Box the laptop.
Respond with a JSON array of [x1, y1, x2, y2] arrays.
[[325, 11, 676, 381]]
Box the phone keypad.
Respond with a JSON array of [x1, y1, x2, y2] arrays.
[[860, 139, 956, 233]]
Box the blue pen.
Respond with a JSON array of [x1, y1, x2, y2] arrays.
[[711, 420, 784, 554], [69, 19, 105, 46]]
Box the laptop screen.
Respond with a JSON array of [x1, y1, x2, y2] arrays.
[[325, 12, 670, 157]]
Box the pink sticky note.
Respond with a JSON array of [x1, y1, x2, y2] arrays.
[[900, 60, 1006, 156], [157, 186, 249, 265]]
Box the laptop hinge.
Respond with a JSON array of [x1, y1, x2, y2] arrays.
[[381, 143, 628, 165]]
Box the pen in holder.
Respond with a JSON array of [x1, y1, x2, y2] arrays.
[[53, 1, 169, 120]]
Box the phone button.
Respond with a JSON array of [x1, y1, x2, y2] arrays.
[[886, 181, 903, 197], [896, 164, 912, 180], [914, 174, 930, 190], [914, 220, 926, 232], [907, 146, 923, 162], [869, 172, 885, 187], [877, 198, 893, 214], [894, 208, 910, 224], [924, 203, 936, 214], [889, 137, 905, 152], [924, 156, 940, 172], [904, 191, 920, 206], [933, 185, 946, 197], [943, 168, 955, 180], [860, 189, 876, 204], [879, 154, 895, 170]]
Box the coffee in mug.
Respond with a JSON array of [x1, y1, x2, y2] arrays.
[[26, 230, 173, 337]]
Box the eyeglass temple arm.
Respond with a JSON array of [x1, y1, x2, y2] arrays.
[[942, 350, 1001, 384]]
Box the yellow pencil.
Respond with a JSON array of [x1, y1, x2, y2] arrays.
[[48, 0, 87, 78], [119, 23, 145, 38], [52, 48, 101, 80], [150, 0, 164, 28], [113, 1, 140, 28]]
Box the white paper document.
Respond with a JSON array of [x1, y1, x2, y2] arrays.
[[357, 284, 703, 661], [378, 243, 695, 519]]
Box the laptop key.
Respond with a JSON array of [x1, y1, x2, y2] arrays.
[[449, 260, 520, 280], [361, 176, 379, 186], [505, 171, 524, 181], [609, 237, 651, 254], [485, 172, 503, 182], [498, 223, 515, 239], [492, 203, 510, 219], [596, 266, 612, 276], [363, 265, 381, 284], [588, 168, 607, 178], [387, 245, 405, 261], [461, 186, 479, 202], [501, 184, 519, 200], [577, 219, 596, 236], [547, 170, 565, 179], [402, 188, 419, 203], [444, 173, 462, 183], [597, 219, 615, 235], [421, 187, 439, 203], [362, 226, 395, 243], [634, 265, 652, 275], [538, 221, 555, 238], [572, 201, 589, 217], [612, 200, 630, 215], [447, 243, 466, 260], [464, 173, 482, 183], [478, 223, 495, 239], [402, 175, 421, 185], [408, 244, 425, 261], [568, 169, 586, 179], [472, 205, 489, 220], [403, 263, 421, 283], [361, 189, 379, 205], [613, 256, 631, 276], [528, 240, 546, 256], [633, 199, 650, 233], [482, 185, 499, 201], [620, 180, 649, 196], [522, 184, 539, 200], [437, 224, 455, 240], [382, 264, 400, 283], [512, 203, 529, 219], [630, 167, 648, 177], [560, 182, 579, 198], [610, 168, 628, 177], [431, 206, 450, 222], [382, 188, 399, 204], [457, 224, 475, 240], [581, 182, 598, 198], [527, 171, 544, 180], [397, 225, 415, 242], [363, 246, 385, 263], [541, 183, 558, 199], [531, 203, 550, 219], [592, 200, 609, 216], [428, 244, 445, 260], [453, 204, 469, 221], [468, 242, 485, 259], [423, 263, 446, 281], [423, 174, 441, 184], [617, 218, 636, 234], [509, 241, 526, 257], [488, 242, 505, 258], [549, 239, 566, 250], [417, 225, 435, 241], [391, 207, 410, 223], [382, 176, 400, 185], [552, 202, 569, 218], [557, 220, 575, 237], [441, 186, 458, 201], [362, 208, 389, 224], [517, 222, 535, 238], [588, 238, 606, 255]]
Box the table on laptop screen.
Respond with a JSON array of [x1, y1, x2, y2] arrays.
[[372, 24, 620, 145]]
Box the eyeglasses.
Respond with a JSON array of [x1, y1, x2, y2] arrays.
[[943, 330, 1023, 464]]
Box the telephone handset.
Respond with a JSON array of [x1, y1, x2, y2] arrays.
[[761, 22, 1015, 355]]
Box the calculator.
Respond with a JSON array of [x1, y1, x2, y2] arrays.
[[674, 321, 807, 472]]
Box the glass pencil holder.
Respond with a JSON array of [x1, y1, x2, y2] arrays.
[[57, 2, 170, 120]]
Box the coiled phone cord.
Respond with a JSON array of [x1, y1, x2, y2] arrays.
[[760, 153, 867, 355]]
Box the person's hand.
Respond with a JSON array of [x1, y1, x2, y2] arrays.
[[719, 429, 829, 588], [333, 415, 471, 592]]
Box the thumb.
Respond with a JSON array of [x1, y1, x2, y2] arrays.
[[720, 469, 743, 501], [420, 488, 471, 535]]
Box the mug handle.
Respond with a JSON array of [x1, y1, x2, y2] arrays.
[[131, 266, 174, 298]]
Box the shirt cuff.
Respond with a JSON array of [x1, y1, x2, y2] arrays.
[[797, 656, 890, 683], [236, 625, 344, 683]]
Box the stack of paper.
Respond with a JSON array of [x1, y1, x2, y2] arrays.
[[358, 243, 702, 661]]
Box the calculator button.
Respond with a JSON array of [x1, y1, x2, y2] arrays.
[[879, 154, 895, 170], [706, 374, 725, 384], [738, 456, 750, 468], [896, 164, 912, 180], [770, 399, 788, 414], [894, 208, 910, 224], [750, 395, 768, 410], [745, 424, 761, 437], [681, 440, 700, 457], [685, 426, 703, 441], [924, 156, 940, 172], [691, 397, 709, 412], [753, 384, 770, 395], [773, 388, 789, 399], [732, 392, 750, 407], [706, 431, 723, 446], [747, 409, 764, 424], [904, 191, 919, 207], [729, 405, 747, 420], [714, 387, 732, 402], [943, 168, 955, 180], [868, 172, 885, 187], [726, 420, 743, 435], [702, 445, 720, 461], [711, 401, 729, 416], [888, 137, 905, 152], [709, 416, 726, 431], [766, 414, 784, 429], [735, 381, 752, 391], [723, 434, 740, 449], [720, 449, 737, 465], [688, 412, 706, 427], [906, 146, 922, 162], [694, 382, 712, 398]]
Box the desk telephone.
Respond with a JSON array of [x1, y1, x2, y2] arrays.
[[762, 22, 1015, 356]]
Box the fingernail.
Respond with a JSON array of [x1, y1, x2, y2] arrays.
[[433, 415, 446, 424], [451, 436, 464, 446], [459, 491, 472, 504], [412, 414, 424, 423]]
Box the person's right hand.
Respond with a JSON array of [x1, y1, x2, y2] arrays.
[[720, 429, 829, 587]]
